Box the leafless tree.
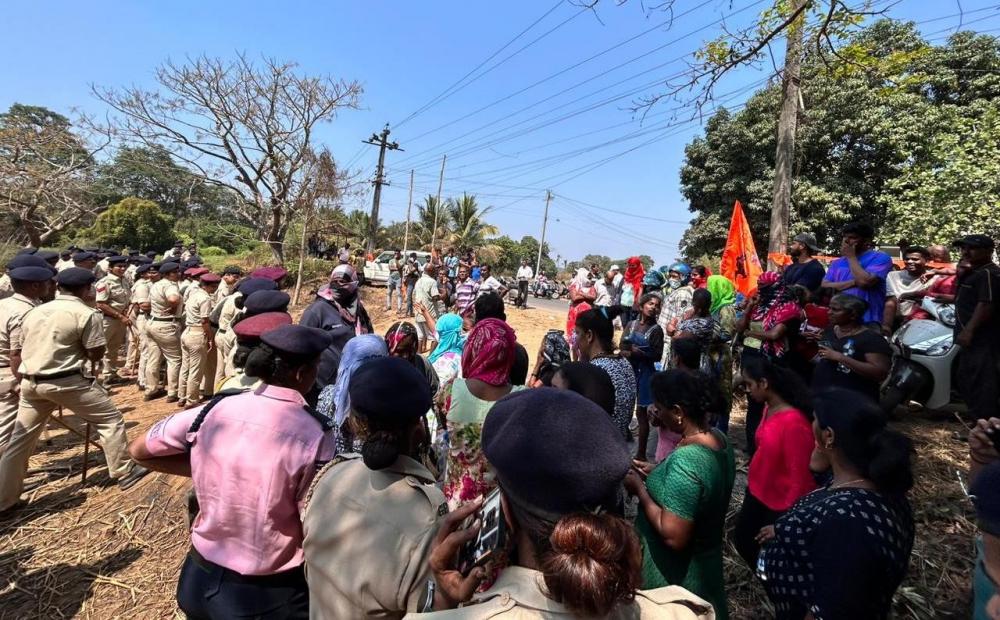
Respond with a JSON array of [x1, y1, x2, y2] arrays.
[[0, 104, 111, 247], [93, 54, 362, 262]]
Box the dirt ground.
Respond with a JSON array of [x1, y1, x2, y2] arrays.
[[0, 287, 977, 619]]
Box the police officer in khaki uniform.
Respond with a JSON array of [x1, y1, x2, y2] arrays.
[[216, 266, 242, 302], [405, 389, 715, 619], [303, 356, 447, 618], [0, 257, 54, 454], [144, 262, 184, 402], [0, 268, 149, 513], [209, 277, 276, 384], [178, 273, 219, 407], [95, 256, 132, 384], [55, 249, 75, 272], [72, 251, 99, 273], [127, 263, 155, 387]]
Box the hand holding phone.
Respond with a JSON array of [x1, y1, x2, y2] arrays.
[[427, 499, 487, 608], [457, 488, 507, 577]]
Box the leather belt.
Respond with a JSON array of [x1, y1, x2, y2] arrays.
[[151, 317, 181, 322], [24, 369, 79, 381]]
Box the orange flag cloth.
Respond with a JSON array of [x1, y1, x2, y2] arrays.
[[720, 200, 763, 296]]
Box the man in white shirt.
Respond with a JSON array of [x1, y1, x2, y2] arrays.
[[610, 264, 623, 288], [515, 259, 533, 308], [594, 269, 615, 309], [477, 265, 507, 300]]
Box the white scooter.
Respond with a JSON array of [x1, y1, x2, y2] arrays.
[[880, 298, 961, 414]]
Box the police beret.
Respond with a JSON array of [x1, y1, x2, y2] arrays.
[[236, 277, 278, 296], [233, 311, 292, 341], [57, 267, 97, 288], [179, 261, 195, 271], [222, 265, 243, 276], [145, 251, 158, 259], [107, 256, 129, 265], [483, 388, 631, 520], [72, 251, 97, 262], [137, 256, 152, 264], [35, 250, 59, 263], [972, 462, 1000, 537], [135, 264, 154, 275], [15, 247, 37, 256], [199, 273, 221, 284], [184, 267, 209, 277], [107, 249, 121, 257], [243, 290, 290, 316], [187, 255, 203, 265], [250, 266, 288, 282], [260, 324, 333, 358], [60, 250, 73, 259], [9, 266, 56, 282], [159, 262, 180, 274], [349, 356, 432, 423], [84, 247, 99, 253], [7, 255, 55, 271]]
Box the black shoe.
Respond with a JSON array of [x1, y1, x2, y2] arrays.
[[165, 395, 179, 403], [0, 500, 26, 518], [143, 388, 167, 401], [117, 465, 150, 490]]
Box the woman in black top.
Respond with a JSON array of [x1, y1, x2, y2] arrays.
[[808, 294, 891, 402], [758, 388, 915, 619]]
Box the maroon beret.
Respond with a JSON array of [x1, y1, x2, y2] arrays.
[[199, 273, 222, 284], [250, 266, 288, 282], [233, 311, 292, 341]]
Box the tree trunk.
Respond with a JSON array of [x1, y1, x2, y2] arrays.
[[293, 209, 310, 306], [767, 0, 805, 270], [264, 200, 284, 264], [20, 210, 43, 248]]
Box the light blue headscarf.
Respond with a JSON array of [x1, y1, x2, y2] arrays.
[[324, 334, 388, 428], [429, 313, 466, 364]]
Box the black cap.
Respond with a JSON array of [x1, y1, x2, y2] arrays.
[[259, 324, 333, 357], [107, 256, 129, 265], [952, 234, 995, 250], [7, 255, 55, 271], [159, 262, 180, 274], [9, 266, 56, 282], [72, 251, 97, 262], [349, 356, 432, 423], [483, 388, 630, 520], [15, 247, 37, 256], [972, 462, 1000, 537], [243, 290, 290, 316], [187, 255, 203, 265], [145, 251, 157, 259], [57, 267, 97, 288], [60, 250, 72, 259], [135, 264, 154, 275], [222, 265, 244, 276], [236, 277, 278, 297]]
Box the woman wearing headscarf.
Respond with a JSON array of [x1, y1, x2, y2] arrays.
[[316, 334, 388, 455], [299, 264, 373, 398], [619, 257, 646, 324], [657, 263, 695, 367], [385, 320, 440, 397], [565, 268, 596, 358], [442, 318, 522, 511]]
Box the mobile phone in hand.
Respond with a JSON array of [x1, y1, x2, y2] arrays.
[[457, 488, 507, 576]]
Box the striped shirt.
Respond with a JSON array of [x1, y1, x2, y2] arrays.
[[455, 278, 480, 317]]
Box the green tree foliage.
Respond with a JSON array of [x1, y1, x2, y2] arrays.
[[173, 216, 259, 254], [678, 21, 1000, 258], [489, 235, 556, 276], [447, 193, 499, 249], [88, 197, 174, 251]]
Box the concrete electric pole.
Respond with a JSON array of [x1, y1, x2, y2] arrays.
[[364, 124, 401, 256]]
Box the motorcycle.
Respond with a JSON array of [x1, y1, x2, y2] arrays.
[[880, 298, 961, 414], [532, 280, 559, 299]]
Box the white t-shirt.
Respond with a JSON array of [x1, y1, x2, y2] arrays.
[[886, 270, 934, 317], [594, 280, 612, 307], [478, 276, 504, 296], [516, 266, 534, 281]]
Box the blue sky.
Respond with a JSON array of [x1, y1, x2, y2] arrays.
[[2, 0, 998, 265]]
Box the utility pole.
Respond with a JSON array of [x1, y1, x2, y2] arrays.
[[536, 190, 552, 278], [431, 155, 447, 255], [767, 0, 804, 270], [363, 123, 401, 257], [403, 169, 414, 255]]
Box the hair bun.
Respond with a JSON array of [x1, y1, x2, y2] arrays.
[[361, 431, 400, 470]]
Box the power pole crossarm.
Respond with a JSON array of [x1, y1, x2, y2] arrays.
[[364, 123, 402, 257]]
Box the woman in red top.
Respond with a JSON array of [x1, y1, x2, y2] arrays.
[[733, 356, 817, 569]]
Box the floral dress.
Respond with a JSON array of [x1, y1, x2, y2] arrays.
[[442, 379, 525, 511]]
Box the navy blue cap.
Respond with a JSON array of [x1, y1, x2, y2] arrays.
[[145, 251, 157, 258], [15, 247, 37, 256], [9, 266, 56, 282], [137, 256, 152, 264], [60, 250, 73, 258], [7, 255, 55, 271], [243, 290, 290, 316], [35, 250, 59, 263], [187, 255, 203, 265], [236, 277, 278, 297], [135, 264, 154, 275], [349, 356, 432, 423], [483, 388, 631, 520], [107, 256, 129, 265], [57, 267, 97, 288], [222, 265, 244, 275], [159, 262, 180, 274], [259, 324, 332, 357], [72, 251, 97, 262]]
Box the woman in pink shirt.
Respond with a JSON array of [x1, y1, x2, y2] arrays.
[[733, 356, 817, 570], [128, 324, 336, 619]]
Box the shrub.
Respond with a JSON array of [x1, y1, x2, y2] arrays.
[[200, 246, 226, 256], [89, 197, 175, 251]]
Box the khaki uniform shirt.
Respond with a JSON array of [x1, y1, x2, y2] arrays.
[[18, 294, 106, 377], [0, 275, 12, 300], [94, 259, 109, 280], [132, 279, 151, 313], [184, 286, 213, 327], [215, 293, 242, 332], [95, 273, 131, 313], [179, 280, 192, 299], [0, 294, 39, 366], [150, 280, 183, 319], [124, 264, 138, 288], [405, 567, 716, 619], [216, 279, 235, 303], [55, 258, 74, 272], [303, 455, 446, 619]]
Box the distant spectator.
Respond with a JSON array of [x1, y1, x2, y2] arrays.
[[882, 246, 933, 335], [782, 232, 826, 298], [821, 222, 893, 325]]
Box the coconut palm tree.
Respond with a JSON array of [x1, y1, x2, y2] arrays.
[[343, 209, 372, 248], [447, 193, 499, 251], [413, 195, 449, 249]]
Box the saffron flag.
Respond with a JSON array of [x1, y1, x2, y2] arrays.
[[720, 201, 763, 296]]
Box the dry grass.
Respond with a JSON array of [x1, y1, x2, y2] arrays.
[[0, 283, 977, 618]]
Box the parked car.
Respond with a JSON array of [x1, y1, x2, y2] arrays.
[[363, 250, 432, 286]]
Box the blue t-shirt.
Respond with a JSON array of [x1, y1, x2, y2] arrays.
[[445, 256, 459, 279], [823, 250, 893, 324]]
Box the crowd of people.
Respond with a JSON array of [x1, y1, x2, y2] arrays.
[[0, 219, 997, 619]]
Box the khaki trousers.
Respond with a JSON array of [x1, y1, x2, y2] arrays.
[[179, 325, 207, 403], [0, 367, 18, 455], [134, 315, 151, 388], [214, 329, 237, 385], [0, 375, 133, 510], [125, 314, 144, 375], [101, 317, 127, 379], [146, 320, 182, 396]]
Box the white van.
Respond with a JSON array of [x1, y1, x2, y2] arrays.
[[364, 250, 432, 286]]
